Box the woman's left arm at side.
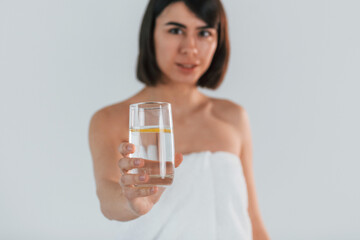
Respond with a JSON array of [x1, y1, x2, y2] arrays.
[[237, 106, 271, 240]]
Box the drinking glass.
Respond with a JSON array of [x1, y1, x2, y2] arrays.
[[128, 102, 175, 187]]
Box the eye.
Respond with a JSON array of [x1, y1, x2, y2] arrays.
[[169, 28, 183, 35], [199, 30, 212, 37]]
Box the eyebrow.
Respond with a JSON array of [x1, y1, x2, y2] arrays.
[[165, 21, 213, 29]]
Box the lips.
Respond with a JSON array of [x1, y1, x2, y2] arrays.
[[176, 63, 198, 69]]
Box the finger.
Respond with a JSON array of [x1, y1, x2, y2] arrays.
[[119, 157, 179, 174], [175, 153, 183, 168], [123, 186, 158, 200], [118, 142, 135, 156], [120, 174, 149, 186], [118, 157, 144, 172]]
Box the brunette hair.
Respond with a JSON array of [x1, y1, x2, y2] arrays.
[[136, 0, 230, 89]]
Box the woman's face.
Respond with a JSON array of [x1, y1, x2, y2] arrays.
[[154, 2, 218, 86]]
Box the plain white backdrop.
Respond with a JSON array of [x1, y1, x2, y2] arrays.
[[0, 0, 359, 239]]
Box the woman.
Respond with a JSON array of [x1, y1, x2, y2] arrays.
[[89, 0, 270, 239]]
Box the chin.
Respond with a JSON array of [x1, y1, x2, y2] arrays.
[[163, 74, 199, 86], [171, 79, 198, 86]]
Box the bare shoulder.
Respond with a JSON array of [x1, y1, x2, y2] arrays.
[[90, 100, 130, 123], [89, 99, 132, 143], [210, 97, 248, 129]]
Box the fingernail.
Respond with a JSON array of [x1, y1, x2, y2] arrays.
[[139, 175, 145, 181], [134, 159, 140, 166], [127, 145, 132, 151], [150, 187, 155, 193]]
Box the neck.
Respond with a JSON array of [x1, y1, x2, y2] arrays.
[[138, 83, 209, 117]]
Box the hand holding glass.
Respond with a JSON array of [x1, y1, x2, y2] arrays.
[[129, 102, 175, 187]]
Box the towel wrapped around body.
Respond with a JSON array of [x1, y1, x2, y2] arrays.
[[116, 151, 252, 240]]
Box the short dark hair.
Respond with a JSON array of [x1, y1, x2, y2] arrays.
[[136, 0, 230, 89]]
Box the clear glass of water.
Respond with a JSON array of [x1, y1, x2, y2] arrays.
[[129, 102, 175, 187]]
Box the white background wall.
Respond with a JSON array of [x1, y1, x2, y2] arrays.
[[1, 0, 359, 239]]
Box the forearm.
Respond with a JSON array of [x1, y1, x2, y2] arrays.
[[246, 176, 270, 239], [96, 180, 139, 222], [251, 216, 271, 240]]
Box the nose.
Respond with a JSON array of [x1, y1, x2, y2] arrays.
[[180, 35, 198, 55]]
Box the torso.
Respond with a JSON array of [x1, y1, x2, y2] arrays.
[[102, 90, 243, 157]]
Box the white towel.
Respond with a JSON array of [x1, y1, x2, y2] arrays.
[[116, 151, 252, 240]]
